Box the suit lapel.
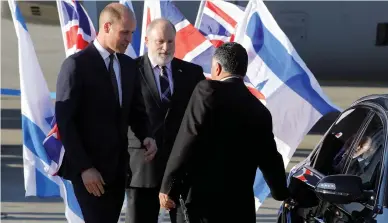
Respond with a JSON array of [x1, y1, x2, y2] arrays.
[[170, 58, 183, 101], [87, 42, 119, 103], [87, 42, 110, 75], [139, 54, 161, 108]]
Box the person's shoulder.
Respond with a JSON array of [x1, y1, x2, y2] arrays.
[[134, 55, 145, 66], [173, 58, 203, 72], [249, 93, 272, 120], [62, 44, 94, 67], [117, 53, 136, 65], [65, 49, 85, 62], [194, 79, 220, 95]]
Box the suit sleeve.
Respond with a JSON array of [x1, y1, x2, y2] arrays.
[[128, 66, 150, 143], [55, 57, 93, 175], [194, 65, 206, 83], [256, 110, 290, 201], [160, 80, 215, 196]]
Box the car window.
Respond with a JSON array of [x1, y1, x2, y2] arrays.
[[312, 107, 373, 175], [344, 114, 385, 191], [337, 114, 386, 217]]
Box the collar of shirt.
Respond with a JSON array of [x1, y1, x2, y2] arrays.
[[93, 40, 118, 67], [219, 75, 243, 82], [148, 55, 172, 73], [148, 55, 174, 96]]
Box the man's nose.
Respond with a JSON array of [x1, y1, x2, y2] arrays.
[[161, 42, 169, 51]]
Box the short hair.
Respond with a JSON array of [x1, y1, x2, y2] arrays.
[[213, 42, 248, 76], [99, 3, 132, 28], [146, 18, 176, 36]]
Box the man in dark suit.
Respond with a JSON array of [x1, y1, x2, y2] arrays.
[[55, 4, 157, 223], [126, 18, 205, 223], [159, 42, 290, 223]]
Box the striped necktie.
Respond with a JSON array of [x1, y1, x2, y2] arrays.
[[159, 66, 171, 103]]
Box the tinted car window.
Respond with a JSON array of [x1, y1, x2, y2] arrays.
[[345, 114, 385, 190], [337, 114, 385, 218], [313, 107, 372, 175]]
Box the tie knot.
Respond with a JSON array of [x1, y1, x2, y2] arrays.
[[109, 54, 115, 60], [159, 66, 167, 76]]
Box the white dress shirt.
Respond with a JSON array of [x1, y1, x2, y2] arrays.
[[220, 75, 243, 82], [93, 40, 122, 106], [148, 56, 174, 99]]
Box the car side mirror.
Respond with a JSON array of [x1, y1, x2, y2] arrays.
[[314, 175, 364, 204]]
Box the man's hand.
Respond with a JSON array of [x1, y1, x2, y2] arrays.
[[81, 168, 105, 197], [159, 193, 176, 210], [143, 137, 157, 162]]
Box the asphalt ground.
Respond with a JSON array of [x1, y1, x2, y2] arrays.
[[1, 17, 387, 223]]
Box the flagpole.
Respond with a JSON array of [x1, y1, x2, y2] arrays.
[[56, 0, 69, 57], [194, 0, 206, 28]]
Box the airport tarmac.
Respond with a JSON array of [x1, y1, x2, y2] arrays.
[[1, 17, 387, 223]]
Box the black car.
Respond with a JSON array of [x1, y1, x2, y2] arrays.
[[278, 94, 388, 223]]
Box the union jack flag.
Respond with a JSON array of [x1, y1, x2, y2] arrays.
[[140, 0, 215, 75], [57, 0, 96, 57], [141, 0, 265, 103], [195, 0, 244, 48], [194, 0, 265, 103]]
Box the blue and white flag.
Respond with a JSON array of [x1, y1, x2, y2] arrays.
[[120, 0, 141, 58], [8, 0, 84, 221], [234, 0, 340, 210]]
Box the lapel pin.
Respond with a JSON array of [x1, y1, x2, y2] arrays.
[[178, 69, 182, 72]]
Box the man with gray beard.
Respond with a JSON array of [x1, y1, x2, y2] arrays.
[[126, 18, 205, 223]]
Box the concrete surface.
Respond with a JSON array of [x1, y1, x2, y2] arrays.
[[1, 16, 387, 223]]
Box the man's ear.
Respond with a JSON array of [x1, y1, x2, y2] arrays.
[[145, 36, 149, 47], [103, 22, 111, 33], [216, 62, 222, 76]]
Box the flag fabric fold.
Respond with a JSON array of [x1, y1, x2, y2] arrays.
[[234, 0, 340, 210], [57, 0, 96, 57], [120, 0, 141, 58], [195, 0, 244, 47], [8, 0, 84, 221]]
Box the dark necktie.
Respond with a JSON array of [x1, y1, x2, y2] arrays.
[[159, 66, 171, 104], [108, 54, 120, 105]]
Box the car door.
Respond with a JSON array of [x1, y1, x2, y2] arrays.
[[284, 106, 374, 221], [311, 105, 374, 177], [317, 110, 386, 223]]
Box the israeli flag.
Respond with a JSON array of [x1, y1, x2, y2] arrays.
[[8, 0, 84, 221], [234, 0, 340, 210]]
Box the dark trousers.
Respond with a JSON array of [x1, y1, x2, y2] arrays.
[[72, 174, 126, 223], [186, 203, 256, 223], [126, 187, 186, 223]]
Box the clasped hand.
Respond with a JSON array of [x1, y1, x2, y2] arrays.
[[159, 193, 176, 210], [143, 137, 157, 162]]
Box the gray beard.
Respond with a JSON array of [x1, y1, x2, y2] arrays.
[[149, 53, 173, 66]]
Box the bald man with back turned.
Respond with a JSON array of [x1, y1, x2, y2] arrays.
[[55, 3, 156, 222]]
